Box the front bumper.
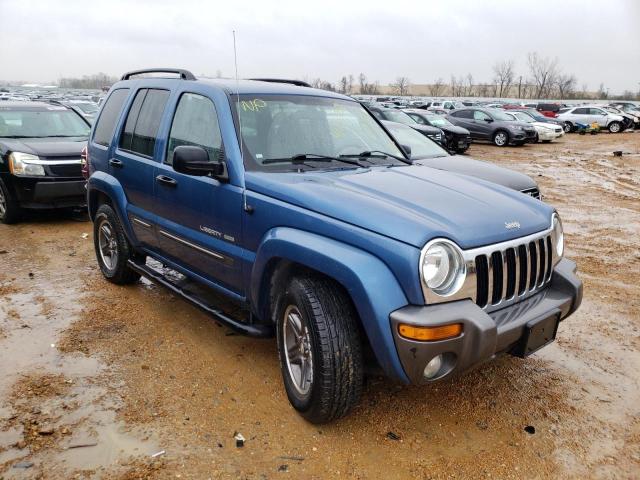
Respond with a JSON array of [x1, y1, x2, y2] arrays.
[[390, 258, 582, 384], [10, 176, 86, 208]]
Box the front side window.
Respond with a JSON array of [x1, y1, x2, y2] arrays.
[[0, 107, 90, 138], [589, 108, 605, 115], [451, 110, 473, 119], [166, 93, 223, 165], [93, 89, 129, 146], [234, 95, 405, 171], [573, 108, 588, 114], [473, 110, 491, 121]]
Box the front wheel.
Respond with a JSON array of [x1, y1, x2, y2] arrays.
[[563, 121, 573, 133], [93, 204, 141, 285], [276, 275, 363, 424], [608, 121, 621, 133], [493, 130, 509, 147], [0, 178, 22, 224]]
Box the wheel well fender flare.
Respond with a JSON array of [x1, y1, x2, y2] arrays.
[[251, 227, 410, 383]]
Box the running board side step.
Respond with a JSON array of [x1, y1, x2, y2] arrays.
[[127, 260, 273, 338]]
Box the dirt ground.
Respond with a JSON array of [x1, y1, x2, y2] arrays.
[[1, 132, 638, 479]]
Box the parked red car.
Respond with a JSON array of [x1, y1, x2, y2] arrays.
[[522, 102, 562, 118]]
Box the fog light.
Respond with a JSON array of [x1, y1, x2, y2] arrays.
[[423, 355, 443, 379]]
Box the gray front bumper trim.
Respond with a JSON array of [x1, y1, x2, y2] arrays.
[[390, 258, 583, 384]]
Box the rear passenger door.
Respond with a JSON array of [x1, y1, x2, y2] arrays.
[[110, 88, 170, 247], [588, 108, 608, 126], [449, 110, 475, 134], [152, 92, 244, 294]]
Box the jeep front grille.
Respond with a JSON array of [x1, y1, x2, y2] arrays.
[[474, 234, 554, 309], [420, 220, 561, 313]]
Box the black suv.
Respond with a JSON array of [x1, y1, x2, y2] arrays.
[[0, 101, 90, 223], [447, 108, 537, 147]]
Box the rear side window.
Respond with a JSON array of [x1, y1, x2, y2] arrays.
[[119, 89, 169, 157], [166, 93, 223, 165], [451, 110, 473, 119], [589, 108, 605, 115], [93, 88, 129, 146]]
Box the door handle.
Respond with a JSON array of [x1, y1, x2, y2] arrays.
[[156, 175, 178, 187], [109, 158, 123, 168]]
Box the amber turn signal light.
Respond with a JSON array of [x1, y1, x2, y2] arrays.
[[398, 323, 463, 342]]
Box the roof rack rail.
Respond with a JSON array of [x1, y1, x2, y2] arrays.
[[248, 78, 311, 88], [121, 68, 196, 81]]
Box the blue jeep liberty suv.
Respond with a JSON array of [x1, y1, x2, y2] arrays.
[[86, 69, 582, 423]]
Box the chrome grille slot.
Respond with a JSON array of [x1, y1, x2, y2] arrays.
[[545, 236, 553, 282], [490, 251, 503, 305], [505, 248, 517, 299], [475, 255, 489, 308], [517, 244, 528, 295], [528, 241, 538, 291], [537, 238, 546, 286]]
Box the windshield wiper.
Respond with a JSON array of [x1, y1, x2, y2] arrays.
[[262, 153, 367, 167], [340, 150, 411, 165]]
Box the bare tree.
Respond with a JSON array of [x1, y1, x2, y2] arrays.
[[465, 73, 474, 97], [358, 73, 367, 94], [597, 83, 608, 99], [527, 52, 559, 99], [347, 74, 354, 94], [391, 76, 410, 96], [358, 73, 379, 94], [310, 78, 335, 92], [492, 60, 515, 98], [429, 78, 445, 96], [555, 74, 577, 99], [339, 76, 348, 94]]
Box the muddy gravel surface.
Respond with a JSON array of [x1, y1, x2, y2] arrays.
[[0, 133, 638, 479]]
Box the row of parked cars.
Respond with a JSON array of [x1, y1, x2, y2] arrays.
[[0, 70, 583, 424], [362, 96, 640, 139]]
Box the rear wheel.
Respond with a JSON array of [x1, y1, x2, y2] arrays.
[[608, 121, 621, 133], [276, 275, 363, 424], [93, 204, 141, 285], [493, 130, 509, 147], [0, 178, 22, 224], [563, 121, 573, 133]]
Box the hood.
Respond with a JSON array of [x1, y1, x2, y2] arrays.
[[409, 124, 442, 135], [245, 166, 552, 249], [0, 137, 87, 158], [414, 155, 538, 192], [438, 124, 470, 136]]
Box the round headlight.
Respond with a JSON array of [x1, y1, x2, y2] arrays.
[[553, 215, 564, 257], [421, 241, 466, 296]]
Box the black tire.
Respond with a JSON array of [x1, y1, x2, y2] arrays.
[[276, 275, 363, 424], [0, 178, 22, 224], [455, 146, 469, 154], [542, 140, 552, 143], [534, 133, 540, 143], [93, 204, 141, 285], [563, 121, 573, 133], [608, 121, 621, 133], [493, 130, 509, 147]]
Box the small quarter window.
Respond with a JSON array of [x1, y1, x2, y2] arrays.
[[93, 89, 129, 146]]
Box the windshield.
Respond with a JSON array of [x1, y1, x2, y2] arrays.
[[488, 109, 517, 121], [74, 103, 98, 114], [0, 107, 90, 138], [513, 112, 534, 123], [382, 110, 416, 126], [425, 115, 453, 127], [384, 122, 449, 159], [235, 95, 405, 171]]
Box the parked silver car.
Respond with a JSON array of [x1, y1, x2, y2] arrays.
[[556, 106, 625, 133]]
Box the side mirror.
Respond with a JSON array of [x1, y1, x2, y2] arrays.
[[400, 144, 412, 157], [484, 117, 494, 123], [173, 145, 227, 180]]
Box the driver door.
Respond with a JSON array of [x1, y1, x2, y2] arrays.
[[472, 110, 494, 140], [152, 92, 244, 294]]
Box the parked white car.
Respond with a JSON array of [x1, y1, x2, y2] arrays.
[[503, 111, 565, 142], [557, 106, 625, 133]]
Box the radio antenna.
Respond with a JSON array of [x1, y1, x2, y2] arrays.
[[233, 30, 252, 213]]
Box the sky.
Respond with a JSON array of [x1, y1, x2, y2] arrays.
[[1, 0, 639, 93]]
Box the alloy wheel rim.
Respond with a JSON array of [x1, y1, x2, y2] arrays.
[[0, 188, 6, 217], [495, 133, 507, 146], [283, 305, 313, 395], [610, 123, 620, 132], [564, 123, 571, 132], [97, 219, 118, 271]]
